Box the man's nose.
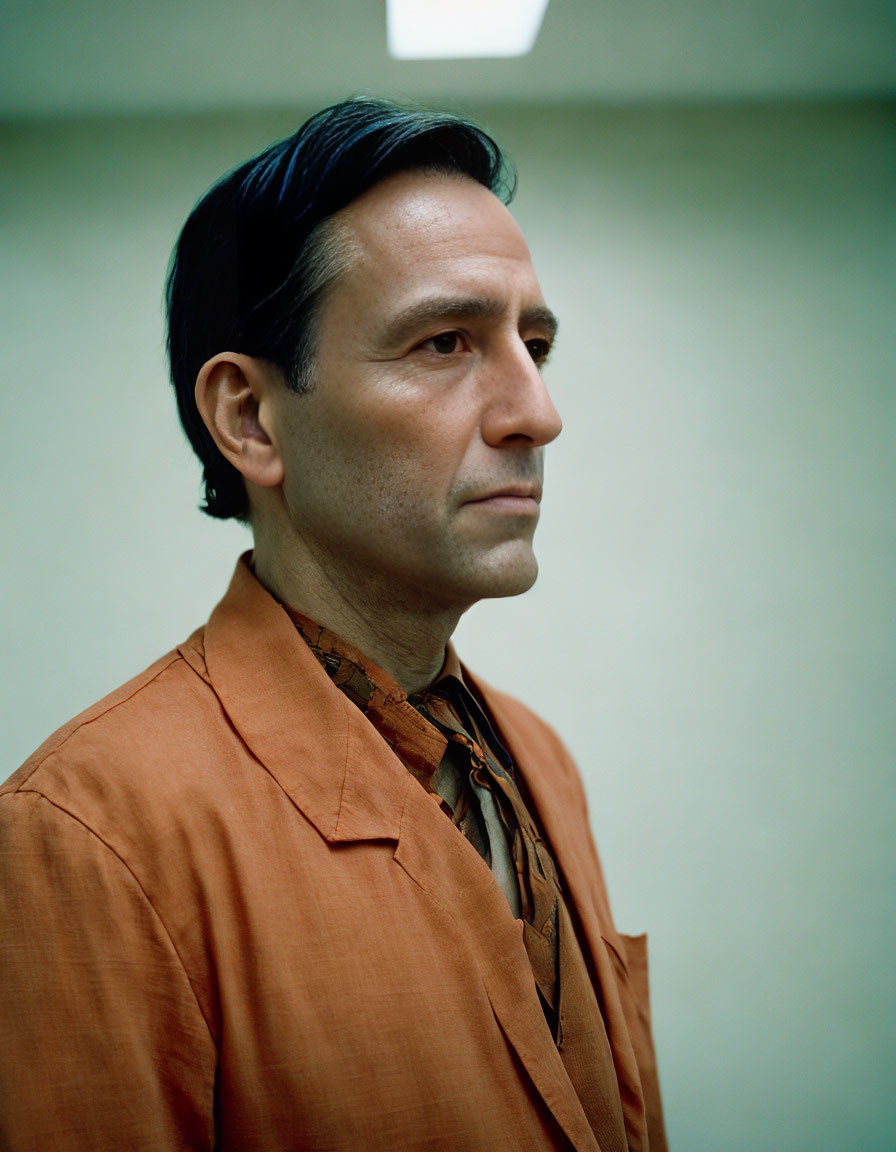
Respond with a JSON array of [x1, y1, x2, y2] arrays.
[[480, 338, 563, 448]]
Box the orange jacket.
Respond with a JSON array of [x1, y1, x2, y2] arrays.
[[0, 557, 667, 1151]]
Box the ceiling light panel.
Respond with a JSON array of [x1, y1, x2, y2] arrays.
[[387, 0, 550, 60]]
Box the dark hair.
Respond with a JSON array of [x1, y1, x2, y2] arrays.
[[165, 96, 516, 521]]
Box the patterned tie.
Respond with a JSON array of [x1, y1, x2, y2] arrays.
[[411, 678, 564, 1039]]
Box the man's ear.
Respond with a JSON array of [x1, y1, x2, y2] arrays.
[[194, 353, 285, 490]]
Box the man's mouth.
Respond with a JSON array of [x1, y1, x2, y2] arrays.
[[463, 484, 542, 510]]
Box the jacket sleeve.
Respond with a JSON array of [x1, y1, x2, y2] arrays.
[[0, 790, 216, 1151]]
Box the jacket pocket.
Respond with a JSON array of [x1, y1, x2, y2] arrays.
[[602, 932, 670, 1152]]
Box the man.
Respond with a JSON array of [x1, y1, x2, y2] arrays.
[[0, 98, 667, 1151]]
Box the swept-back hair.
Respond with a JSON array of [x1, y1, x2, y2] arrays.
[[165, 96, 516, 521]]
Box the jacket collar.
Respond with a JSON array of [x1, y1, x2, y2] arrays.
[[198, 554, 412, 843]]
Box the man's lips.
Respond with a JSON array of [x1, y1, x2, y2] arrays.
[[462, 485, 542, 508]]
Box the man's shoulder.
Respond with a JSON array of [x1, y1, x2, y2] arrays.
[[475, 677, 559, 735], [464, 668, 566, 749], [463, 669, 585, 792], [2, 627, 216, 809]]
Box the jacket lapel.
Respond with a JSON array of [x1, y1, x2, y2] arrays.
[[393, 779, 601, 1152], [198, 556, 408, 843]]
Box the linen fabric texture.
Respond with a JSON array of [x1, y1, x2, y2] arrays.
[[0, 556, 668, 1151]]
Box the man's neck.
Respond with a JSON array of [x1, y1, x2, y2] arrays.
[[252, 544, 463, 696]]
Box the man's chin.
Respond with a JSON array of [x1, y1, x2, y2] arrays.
[[470, 549, 540, 601], [401, 542, 540, 613]]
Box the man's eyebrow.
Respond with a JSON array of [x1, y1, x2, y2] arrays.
[[378, 295, 559, 347]]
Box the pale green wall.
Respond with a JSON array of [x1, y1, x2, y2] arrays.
[[2, 102, 893, 1148]]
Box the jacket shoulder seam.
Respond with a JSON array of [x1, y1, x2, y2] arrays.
[[11, 652, 194, 791]]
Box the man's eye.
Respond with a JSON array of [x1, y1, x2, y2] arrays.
[[422, 332, 463, 355], [525, 338, 551, 366]]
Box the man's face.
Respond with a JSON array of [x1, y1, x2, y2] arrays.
[[270, 169, 562, 615]]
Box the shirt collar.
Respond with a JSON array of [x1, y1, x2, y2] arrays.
[[281, 603, 462, 786], [283, 603, 464, 706]]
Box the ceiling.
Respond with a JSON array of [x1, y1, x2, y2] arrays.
[[1, 0, 894, 120]]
